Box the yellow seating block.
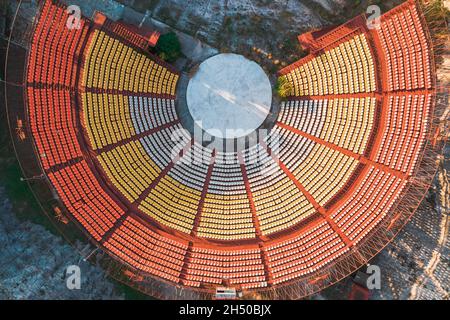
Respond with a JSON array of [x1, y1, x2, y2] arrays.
[[319, 97, 376, 154], [294, 144, 358, 206], [81, 92, 136, 150], [139, 175, 202, 234], [197, 193, 256, 240], [252, 179, 316, 235], [82, 31, 179, 95], [98, 141, 161, 202], [286, 34, 376, 97]]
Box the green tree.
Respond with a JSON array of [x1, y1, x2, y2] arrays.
[[155, 31, 182, 63], [276, 76, 293, 98]]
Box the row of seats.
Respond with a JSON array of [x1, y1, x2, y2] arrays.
[[135, 144, 254, 239], [98, 140, 161, 202], [27, 1, 126, 244], [104, 216, 351, 287], [331, 167, 407, 244], [103, 215, 265, 287], [198, 152, 256, 240], [48, 161, 124, 241], [112, 23, 149, 50], [208, 152, 247, 194], [130, 139, 258, 240], [318, 98, 375, 155], [284, 34, 376, 96], [104, 216, 189, 283], [291, 143, 358, 206], [377, 4, 433, 91], [95, 130, 257, 239], [279, 98, 375, 155], [264, 125, 315, 179], [198, 193, 256, 240], [82, 30, 178, 95], [242, 144, 317, 235], [90, 119, 207, 235], [82, 93, 180, 152], [139, 175, 202, 234], [27, 88, 83, 169], [27, 0, 89, 87], [129, 96, 178, 134], [314, 26, 360, 50], [26, 1, 86, 170], [375, 94, 431, 175], [266, 126, 358, 207], [140, 124, 191, 169], [184, 248, 266, 288], [278, 99, 326, 139], [132, 125, 197, 235], [82, 93, 136, 150], [265, 221, 348, 284], [168, 143, 211, 191]]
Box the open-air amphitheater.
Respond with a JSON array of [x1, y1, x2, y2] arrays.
[[3, 0, 449, 299]]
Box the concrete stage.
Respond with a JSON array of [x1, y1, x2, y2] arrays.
[[186, 54, 272, 139]]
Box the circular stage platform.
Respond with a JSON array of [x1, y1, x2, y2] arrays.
[[186, 54, 272, 139]]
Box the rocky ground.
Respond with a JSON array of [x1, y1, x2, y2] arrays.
[[0, 186, 125, 299], [116, 0, 404, 73]]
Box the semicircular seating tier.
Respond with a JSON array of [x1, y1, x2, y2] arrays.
[[24, 0, 436, 294]]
